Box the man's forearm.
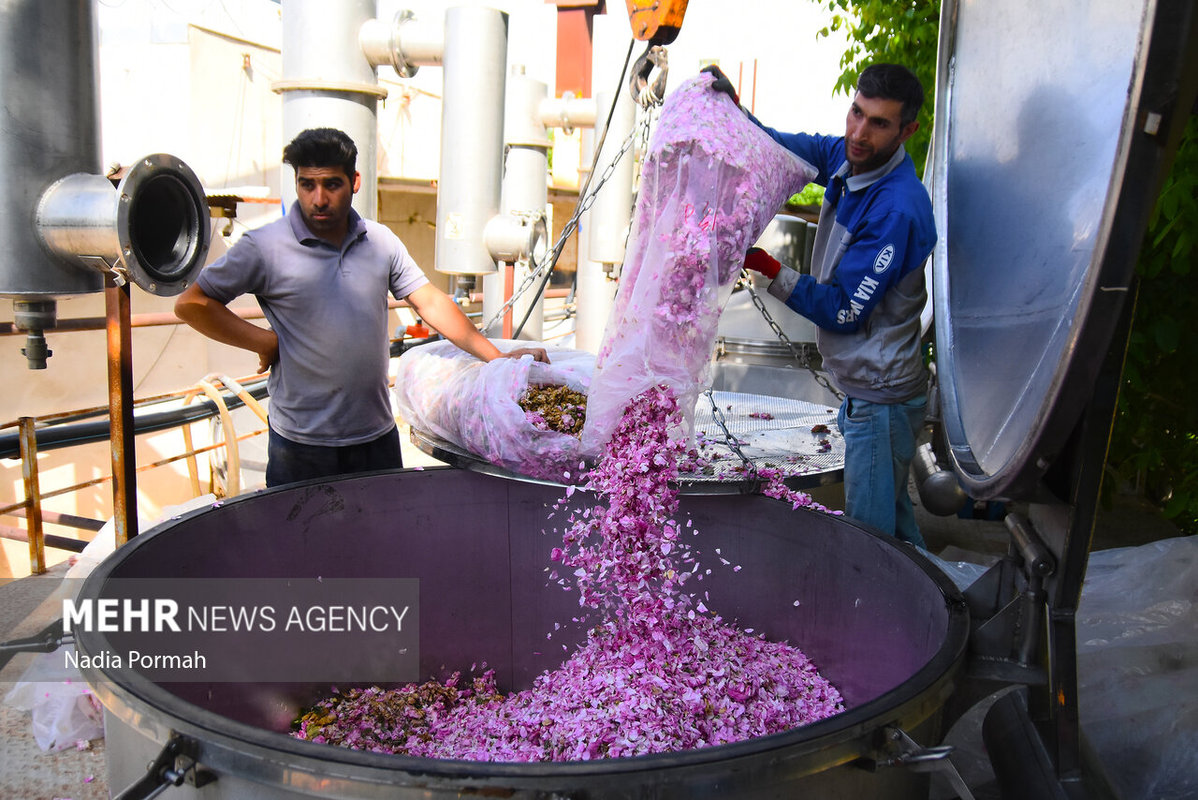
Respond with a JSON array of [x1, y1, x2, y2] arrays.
[[407, 285, 502, 361], [175, 285, 278, 368]]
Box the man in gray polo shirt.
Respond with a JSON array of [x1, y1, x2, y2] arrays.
[[176, 127, 547, 486]]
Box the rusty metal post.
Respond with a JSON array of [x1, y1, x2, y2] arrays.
[[502, 264, 515, 339], [18, 416, 46, 574], [106, 278, 138, 544]]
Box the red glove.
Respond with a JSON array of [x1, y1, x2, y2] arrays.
[[744, 247, 781, 280]]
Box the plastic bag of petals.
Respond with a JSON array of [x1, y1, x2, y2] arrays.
[[394, 340, 595, 481], [580, 74, 817, 456]]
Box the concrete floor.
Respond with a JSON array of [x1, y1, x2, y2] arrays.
[[1, 561, 108, 800], [0, 434, 1184, 798]]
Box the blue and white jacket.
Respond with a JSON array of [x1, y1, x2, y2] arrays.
[[753, 125, 936, 403]]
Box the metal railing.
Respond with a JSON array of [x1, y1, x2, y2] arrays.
[[1, 374, 271, 576]]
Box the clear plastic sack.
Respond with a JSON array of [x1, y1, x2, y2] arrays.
[[4, 651, 104, 751], [394, 340, 595, 481], [580, 74, 816, 455], [1075, 536, 1198, 800]]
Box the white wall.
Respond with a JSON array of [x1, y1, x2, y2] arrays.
[[372, 1, 852, 179], [662, 1, 852, 133], [97, 0, 282, 171]]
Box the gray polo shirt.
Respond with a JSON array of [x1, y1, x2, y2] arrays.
[[197, 203, 429, 446]]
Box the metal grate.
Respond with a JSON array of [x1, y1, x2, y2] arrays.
[[409, 390, 844, 493], [684, 390, 843, 487]]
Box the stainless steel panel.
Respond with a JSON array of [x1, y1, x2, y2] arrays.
[[932, 0, 1198, 496], [0, 0, 104, 299]]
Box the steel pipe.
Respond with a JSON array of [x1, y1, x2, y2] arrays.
[[1, 1, 210, 367], [481, 66, 552, 339], [539, 94, 598, 132], [277, 0, 381, 219], [35, 154, 210, 296], [434, 6, 508, 276], [360, 9, 444, 76], [913, 442, 968, 516], [482, 213, 547, 266]]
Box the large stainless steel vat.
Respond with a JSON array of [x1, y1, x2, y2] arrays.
[[77, 468, 967, 798]]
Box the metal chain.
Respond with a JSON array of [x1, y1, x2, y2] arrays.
[[702, 389, 755, 473], [739, 270, 845, 402], [482, 109, 656, 334], [610, 103, 658, 281]]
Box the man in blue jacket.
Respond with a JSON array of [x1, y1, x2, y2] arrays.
[[705, 63, 936, 547]]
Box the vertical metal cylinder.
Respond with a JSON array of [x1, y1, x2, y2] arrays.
[[587, 86, 636, 264], [575, 132, 608, 354], [278, 0, 382, 219], [501, 70, 552, 209], [434, 6, 508, 275], [0, 0, 104, 300], [574, 13, 633, 352], [589, 10, 636, 260], [106, 282, 138, 544], [574, 220, 616, 354], [483, 67, 550, 339]]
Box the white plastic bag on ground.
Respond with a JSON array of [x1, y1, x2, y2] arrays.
[[5, 651, 104, 751], [2, 494, 218, 752]]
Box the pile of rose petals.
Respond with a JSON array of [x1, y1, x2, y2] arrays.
[[520, 384, 588, 438], [293, 386, 842, 760]]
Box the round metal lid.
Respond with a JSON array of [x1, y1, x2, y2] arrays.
[[410, 390, 844, 494], [931, 0, 1197, 498]]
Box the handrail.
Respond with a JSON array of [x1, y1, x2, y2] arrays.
[[0, 427, 268, 565], [0, 377, 270, 460], [2, 374, 271, 572]]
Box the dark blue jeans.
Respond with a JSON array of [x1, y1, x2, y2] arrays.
[[266, 426, 402, 487], [836, 394, 927, 548]]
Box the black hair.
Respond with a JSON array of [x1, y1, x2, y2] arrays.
[[282, 128, 358, 179], [857, 64, 925, 128]]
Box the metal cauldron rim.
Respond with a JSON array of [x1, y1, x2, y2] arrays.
[[76, 467, 969, 790]]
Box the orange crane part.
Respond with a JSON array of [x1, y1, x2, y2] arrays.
[[625, 0, 689, 44]]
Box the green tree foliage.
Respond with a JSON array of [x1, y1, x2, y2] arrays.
[[1107, 118, 1198, 534], [815, 0, 941, 175], [811, 0, 1196, 532]]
